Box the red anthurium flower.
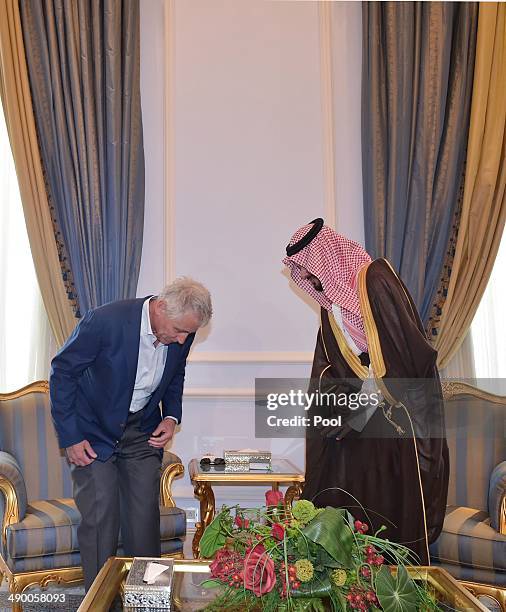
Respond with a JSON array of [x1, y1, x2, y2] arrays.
[[265, 489, 284, 506], [234, 516, 250, 529]]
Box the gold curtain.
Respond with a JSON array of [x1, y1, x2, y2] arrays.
[[436, 3, 506, 368], [0, 0, 75, 346]]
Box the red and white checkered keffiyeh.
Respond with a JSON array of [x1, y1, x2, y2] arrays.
[[283, 222, 372, 353]]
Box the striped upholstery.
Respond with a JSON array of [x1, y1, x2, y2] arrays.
[[7, 499, 80, 559], [159, 506, 187, 541], [430, 506, 505, 571], [430, 391, 506, 585], [489, 461, 506, 532], [444, 396, 504, 511], [8, 538, 184, 573], [5, 498, 186, 561], [430, 559, 504, 587], [9, 551, 82, 573], [0, 383, 186, 578], [0, 390, 72, 501], [0, 488, 5, 557], [0, 451, 28, 519]]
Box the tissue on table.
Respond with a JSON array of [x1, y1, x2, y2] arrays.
[[143, 561, 172, 584], [123, 557, 174, 609]]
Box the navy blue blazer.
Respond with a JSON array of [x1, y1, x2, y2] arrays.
[[49, 297, 194, 461]]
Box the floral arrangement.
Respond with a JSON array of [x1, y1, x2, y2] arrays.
[[199, 490, 442, 611]]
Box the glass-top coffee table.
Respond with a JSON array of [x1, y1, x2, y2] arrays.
[[77, 557, 489, 611], [188, 458, 304, 557], [77, 557, 215, 611]]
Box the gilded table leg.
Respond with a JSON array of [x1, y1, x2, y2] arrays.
[[192, 482, 215, 558], [285, 482, 303, 508]]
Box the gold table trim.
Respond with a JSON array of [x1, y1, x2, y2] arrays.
[[188, 458, 304, 557], [78, 557, 490, 612]]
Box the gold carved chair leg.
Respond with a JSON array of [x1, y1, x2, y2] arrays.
[[192, 482, 215, 558], [3, 566, 83, 612], [8, 575, 23, 612]]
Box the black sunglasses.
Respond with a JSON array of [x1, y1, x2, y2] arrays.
[[200, 457, 226, 466]]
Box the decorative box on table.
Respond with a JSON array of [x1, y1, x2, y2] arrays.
[[123, 557, 174, 609], [224, 449, 271, 465]]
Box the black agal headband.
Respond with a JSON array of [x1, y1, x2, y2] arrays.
[[286, 218, 324, 257]]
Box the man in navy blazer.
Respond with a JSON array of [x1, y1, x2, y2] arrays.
[[50, 277, 212, 590]]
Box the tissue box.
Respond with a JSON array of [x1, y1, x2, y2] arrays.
[[123, 557, 174, 609], [224, 449, 271, 465]]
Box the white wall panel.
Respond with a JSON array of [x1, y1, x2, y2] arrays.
[[139, 0, 363, 506], [138, 0, 167, 296], [172, 0, 325, 354]]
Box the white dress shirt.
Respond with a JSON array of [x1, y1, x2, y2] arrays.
[[129, 297, 176, 422]]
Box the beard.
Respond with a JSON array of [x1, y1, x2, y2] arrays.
[[309, 277, 323, 291]]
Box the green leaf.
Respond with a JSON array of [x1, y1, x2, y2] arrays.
[[199, 514, 227, 558], [315, 545, 342, 568], [329, 589, 349, 612], [199, 579, 223, 589], [296, 535, 316, 558], [292, 576, 333, 598], [301, 507, 353, 566], [291, 597, 326, 611], [375, 565, 419, 612]]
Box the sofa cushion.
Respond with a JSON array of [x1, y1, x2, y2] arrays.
[[6, 498, 186, 560], [430, 505, 506, 572], [7, 499, 80, 559], [160, 506, 187, 540], [7, 538, 184, 573]]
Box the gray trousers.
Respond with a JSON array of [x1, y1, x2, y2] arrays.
[[71, 409, 162, 590]]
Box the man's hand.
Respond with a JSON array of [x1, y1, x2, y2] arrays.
[[149, 419, 176, 448], [318, 422, 352, 440], [333, 424, 352, 441], [66, 440, 97, 466]]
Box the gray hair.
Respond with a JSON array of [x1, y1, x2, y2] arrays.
[[158, 277, 212, 327]]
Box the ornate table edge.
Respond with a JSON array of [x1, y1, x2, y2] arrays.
[[458, 579, 506, 611], [78, 558, 492, 612]]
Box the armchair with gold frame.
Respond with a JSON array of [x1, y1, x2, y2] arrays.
[[0, 380, 186, 610], [430, 381, 506, 609]]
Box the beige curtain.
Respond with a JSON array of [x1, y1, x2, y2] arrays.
[[440, 332, 476, 380], [436, 3, 506, 368], [0, 0, 75, 346]]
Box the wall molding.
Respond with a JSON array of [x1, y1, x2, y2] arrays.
[[184, 387, 255, 399], [188, 351, 313, 364], [163, 0, 176, 284], [318, 2, 337, 230]]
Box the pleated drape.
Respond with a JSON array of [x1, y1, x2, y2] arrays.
[[0, 0, 76, 345], [435, 3, 506, 368], [362, 2, 478, 325], [20, 0, 145, 317]]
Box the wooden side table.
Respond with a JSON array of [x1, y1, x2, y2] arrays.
[[188, 458, 304, 558]]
